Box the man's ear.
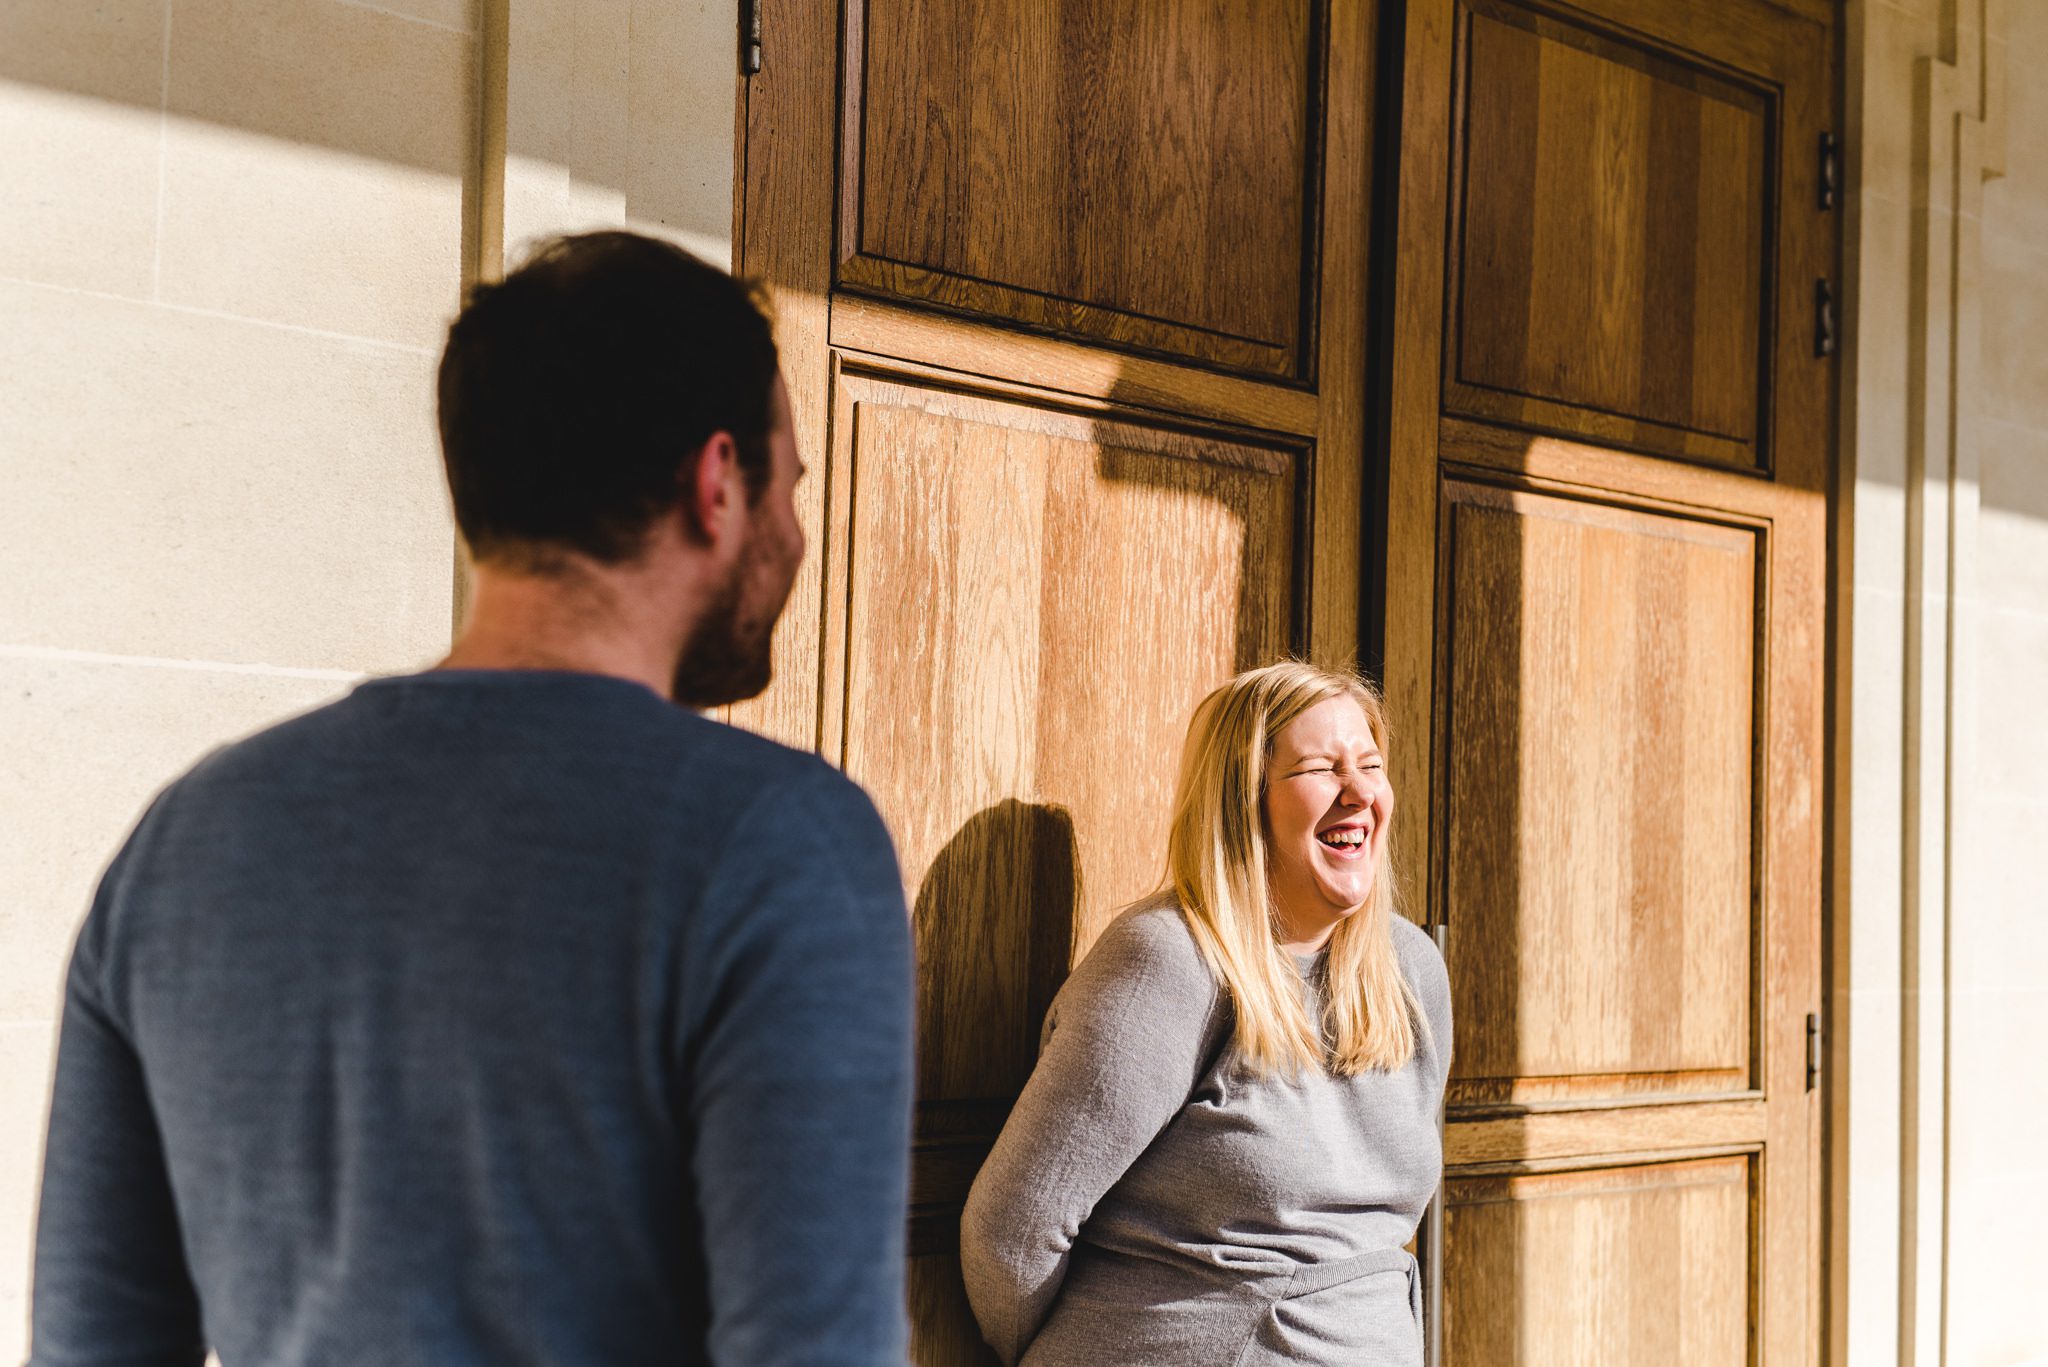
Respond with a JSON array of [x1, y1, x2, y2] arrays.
[[680, 431, 743, 546]]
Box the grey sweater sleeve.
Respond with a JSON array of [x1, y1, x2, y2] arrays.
[[682, 763, 916, 1367], [1392, 915, 1454, 1080], [33, 824, 208, 1367], [958, 903, 1227, 1365]]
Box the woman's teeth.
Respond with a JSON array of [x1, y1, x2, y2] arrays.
[[1318, 828, 1365, 850]]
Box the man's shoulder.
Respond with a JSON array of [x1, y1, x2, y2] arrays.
[[163, 686, 368, 798], [178, 671, 821, 787], [657, 712, 881, 827], [678, 743, 905, 967], [664, 711, 826, 792], [701, 743, 896, 871], [155, 672, 895, 873]]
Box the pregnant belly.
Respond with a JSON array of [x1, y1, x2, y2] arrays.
[[1023, 1243, 1422, 1367]]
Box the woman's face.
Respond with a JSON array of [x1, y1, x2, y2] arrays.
[[1262, 694, 1393, 945]]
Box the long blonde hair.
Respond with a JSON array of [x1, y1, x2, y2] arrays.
[[1164, 660, 1421, 1076]]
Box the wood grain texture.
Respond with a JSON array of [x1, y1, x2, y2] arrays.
[[726, 0, 839, 749], [1439, 414, 1791, 517], [1443, 1156, 1752, 1366], [829, 295, 1322, 437], [1437, 477, 1760, 1088], [841, 0, 1321, 376], [1748, 0, 1829, 1348], [1381, 0, 1455, 918], [1394, 1, 1831, 1357], [1449, 1066, 1747, 1112], [831, 372, 1299, 952], [1305, 0, 1374, 670], [1444, 1097, 1766, 1164], [909, 1253, 999, 1367], [1446, 0, 1772, 469], [1759, 446, 1826, 1365]]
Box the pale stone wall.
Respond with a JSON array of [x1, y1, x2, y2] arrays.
[[0, 1, 736, 1356], [1839, 0, 2048, 1363], [1954, 0, 2048, 1360]]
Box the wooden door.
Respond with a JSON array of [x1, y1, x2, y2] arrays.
[[1383, 0, 1834, 1362], [733, 1, 1381, 1360]]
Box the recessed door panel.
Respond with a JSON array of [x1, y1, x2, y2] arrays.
[[1438, 478, 1759, 1106], [1443, 1156, 1753, 1365], [842, 0, 1324, 377], [1447, 0, 1775, 469]]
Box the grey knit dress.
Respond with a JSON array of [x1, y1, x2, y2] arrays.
[[959, 897, 1452, 1367]]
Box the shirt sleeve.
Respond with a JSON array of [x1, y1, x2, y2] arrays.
[[1396, 916, 1455, 1089], [679, 761, 915, 1367], [31, 839, 207, 1367], [957, 907, 1226, 1365]]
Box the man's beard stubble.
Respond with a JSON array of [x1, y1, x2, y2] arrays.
[[671, 528, 782, 709]]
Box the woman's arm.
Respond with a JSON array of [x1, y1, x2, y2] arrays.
[[1393, 914, 1454, 1087], [958, 904, 1227, 1365]]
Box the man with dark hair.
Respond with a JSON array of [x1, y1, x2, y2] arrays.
[[30, 232, 915, 1366]]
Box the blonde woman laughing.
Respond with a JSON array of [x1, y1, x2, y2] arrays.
[[961, 661, 1451, 1366]]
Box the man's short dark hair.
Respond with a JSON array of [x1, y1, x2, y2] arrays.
[[436, 231, 780, 567]]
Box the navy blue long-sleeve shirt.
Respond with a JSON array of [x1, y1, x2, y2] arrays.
[[30, 670, 915, 1366]]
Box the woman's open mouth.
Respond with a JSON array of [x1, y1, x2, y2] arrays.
[[1316, 824, 1369, 857]]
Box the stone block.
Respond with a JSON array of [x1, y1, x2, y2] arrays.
[[1944, 1167, 2048, 1365], [1982, 229, 2048, 428], [158, 0, 472, 347], [1971, 608, 2048, 803], [0, 0, 165, 296], [1980, 417, 2048, 608], [0, 280, 455, 672], [348, 0, 476, 33]]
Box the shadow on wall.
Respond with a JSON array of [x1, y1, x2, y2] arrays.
[[0, 1, 467, 177], [914, 797, 1080, 1103], [0, 0, 737, 283], [907, 798, 1078, 1366]]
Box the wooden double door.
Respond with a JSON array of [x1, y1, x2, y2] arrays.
[[733, 0, 1833, 1361]]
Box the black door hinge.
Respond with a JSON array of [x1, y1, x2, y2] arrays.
[[1805, 1013, 1822, 1091], [1815, 279, 1836, 357], [1820, 132, 1839, 211], [741, 0, 763, 75]]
